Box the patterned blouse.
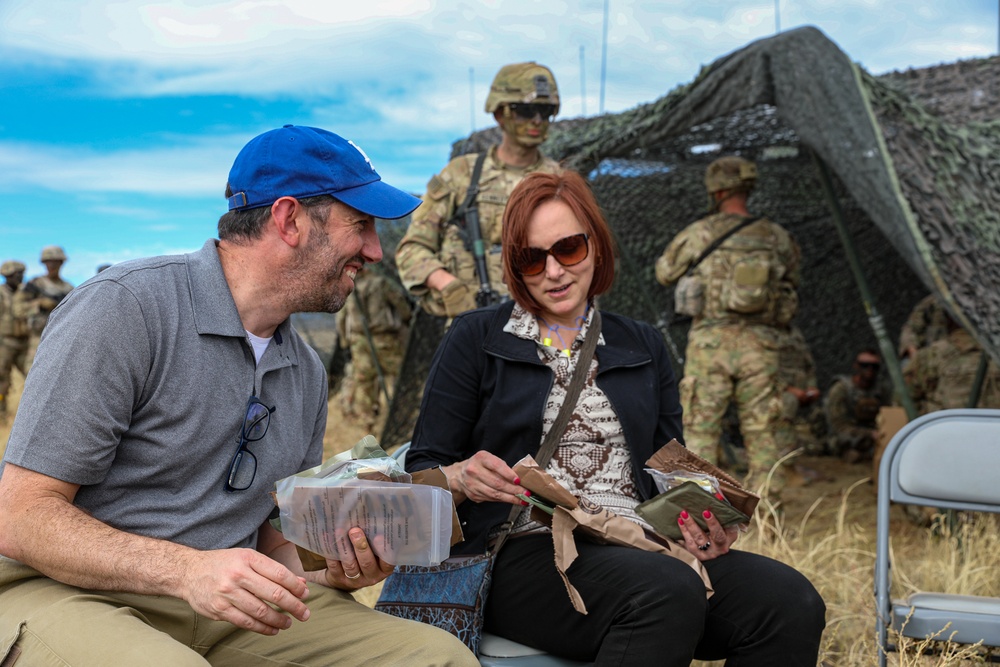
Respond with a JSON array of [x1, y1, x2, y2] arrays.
[[503, 302, 654, 536]]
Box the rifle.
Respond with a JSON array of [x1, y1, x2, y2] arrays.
[[464, 195, 501, 308], [451, 151, 502, 308], [22, 281, 68, 312], [351, 289, 391, 405]]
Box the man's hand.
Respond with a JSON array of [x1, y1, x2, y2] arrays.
[[317, 527, 395, 590], [181, 548, 311, 636], [786, 385, 821, 406], [440, 280, 476, 318]]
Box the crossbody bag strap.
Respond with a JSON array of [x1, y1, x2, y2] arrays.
[[685, 215, 762, 276], [491, 309, 603, 554]]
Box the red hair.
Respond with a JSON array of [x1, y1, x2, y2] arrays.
[[502, 170, 617, 316]]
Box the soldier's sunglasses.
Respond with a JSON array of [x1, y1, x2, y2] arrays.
[[514, 233, 590, 277], [507, 103, 557, 120], [225, 395, 276, 492]]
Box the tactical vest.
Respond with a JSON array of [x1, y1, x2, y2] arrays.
[[696, 218, 793, 326], [926, 332, 1000, 411], [419, 148, 560, 317], [346, 276, 407, 336], [831, 374, 885, 428], [0, 286, 29, 338]]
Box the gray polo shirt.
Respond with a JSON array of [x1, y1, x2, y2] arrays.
[[3, 240, 327, 551]]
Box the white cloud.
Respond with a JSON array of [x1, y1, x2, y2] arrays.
[[0, 138, 238, 196], [2, 1, 436, 60], [0, 0, 996, 195], [2, 0, 994, 100], [0, 128, 448, 202]]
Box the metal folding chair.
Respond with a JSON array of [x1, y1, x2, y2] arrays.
[[875, 409, 1000, 665]]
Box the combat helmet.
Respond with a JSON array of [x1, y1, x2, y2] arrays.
[[704, 156, 757, 194], [485, 62, 560, 115], [0, 260, 26, 277], [40, 245, 67, 262]]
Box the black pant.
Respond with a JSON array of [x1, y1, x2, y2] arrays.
[[485, 535, 825, 666]]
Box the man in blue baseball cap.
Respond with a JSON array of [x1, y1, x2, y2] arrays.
[[0, 126, 478, 666]]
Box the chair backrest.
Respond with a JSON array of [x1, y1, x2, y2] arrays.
[[880, 408, 1000, 511], [875, 408, 1000, 666]]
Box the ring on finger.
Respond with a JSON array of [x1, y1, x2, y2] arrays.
[[345, 569, 362, 580], [698, 541, 711, 552]]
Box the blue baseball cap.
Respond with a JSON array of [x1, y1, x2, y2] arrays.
[[226, 125, 421, 219]]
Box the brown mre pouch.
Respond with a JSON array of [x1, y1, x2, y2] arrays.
[[635, 481, 750, 542], [646, 439, 760, 518], [513, 455, 713, 615]]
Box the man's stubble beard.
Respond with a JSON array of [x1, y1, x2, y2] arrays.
[[286, 222, 355, 315]]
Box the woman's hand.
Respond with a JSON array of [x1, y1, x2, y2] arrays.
[[676, 509, 739, 561], [441, 451, 527, 507]]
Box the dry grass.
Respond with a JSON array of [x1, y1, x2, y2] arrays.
[[4, 375, 999, 666], [686, 469, 1000, 667]]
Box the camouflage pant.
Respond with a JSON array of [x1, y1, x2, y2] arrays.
[[777, 394, 826, 456], [679, 324, 790, 495], [0, 335, 29, 415], [343, 333, 405, 428]]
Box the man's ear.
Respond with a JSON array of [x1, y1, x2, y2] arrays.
[[270, 197, 303, 248]]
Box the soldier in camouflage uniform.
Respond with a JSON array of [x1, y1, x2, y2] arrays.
[[0, 260, 31, 423], [336, 270, 413, 433], [23, 245, 74, 368], [904, 314, 1000, 414], [898, 293, 949, 367], [656, 156, 801, 497], [777, 326, 824, 456], [824, 348, 892, 463], [396, 62, 562, 322], [895, 293, 948, 408]]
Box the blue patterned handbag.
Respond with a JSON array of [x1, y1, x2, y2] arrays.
[[375, 553, 494, 654]]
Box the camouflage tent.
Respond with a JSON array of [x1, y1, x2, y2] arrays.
[[381, 26, 1000, 447]]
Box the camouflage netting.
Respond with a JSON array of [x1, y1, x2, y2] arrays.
[[377, 26, 1000, 448]]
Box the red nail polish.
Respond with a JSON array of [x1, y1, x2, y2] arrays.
[[677, 517, 684, 525], [715, 493, 725, 500], [703, 510, 712, 519], [680, 510, 689, 519], [521, 500, 529, 506], [524, 490, 532, 497], [514, 476, 520, 485]]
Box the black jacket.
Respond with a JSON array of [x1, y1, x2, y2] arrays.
[[406, 300, 684, 554]]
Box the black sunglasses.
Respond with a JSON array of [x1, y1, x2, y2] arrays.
[[507, 103, 557, 120], [513, 233, 590, 277], [225, 395, 275, 492]]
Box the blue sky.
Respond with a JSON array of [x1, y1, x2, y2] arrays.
[[1, 0, 996, 286]]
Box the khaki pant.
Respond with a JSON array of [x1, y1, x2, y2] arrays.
[[0, 558, 477, 667]]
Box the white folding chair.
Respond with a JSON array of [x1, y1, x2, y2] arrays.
[[875, 409, 1000, 666], [391, 443, 593, 666]]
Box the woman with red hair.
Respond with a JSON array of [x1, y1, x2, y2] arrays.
[[406, 170, 824, 665]]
